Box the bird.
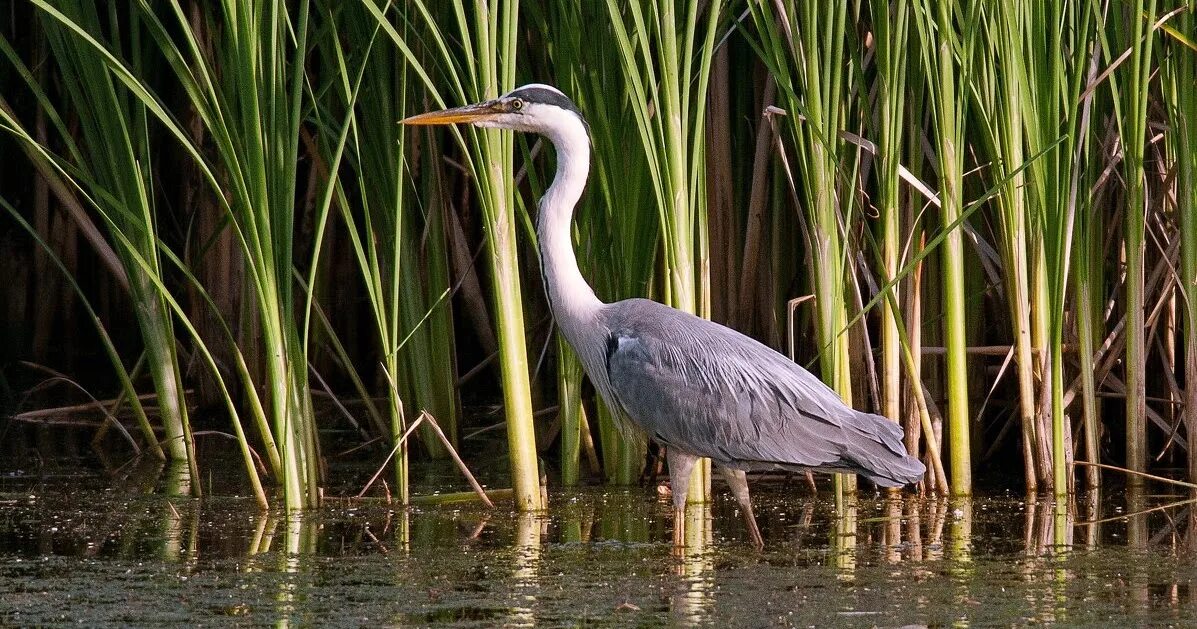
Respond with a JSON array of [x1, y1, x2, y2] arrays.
[[403, 83, 926, 549]]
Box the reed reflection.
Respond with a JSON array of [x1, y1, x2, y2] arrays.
[[558, 497, 595, 544], [158, 462, 194, 563], [1018, 496, 1075, 624], [671, 501, 714, 626], [13, 481, 1197, 625], [927, 496, 948, 562], [596, 490, 653, 543], [882, 494, 903, 563], [274, 512, 317, 629], [905, 496, 926, 562], [1126, 486, 1152, 609], [247, 510, 278, 556], [833, 492, 857, 579], [1051, 498, 1073, 625], [506, 511, 542, 627], [1052, 497, 1072, 550]]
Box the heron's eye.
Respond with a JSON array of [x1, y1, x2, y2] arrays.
[[510, 98, 524, 112]]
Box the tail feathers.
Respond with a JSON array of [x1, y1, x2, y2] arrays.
[[842, 411, 926, 486]]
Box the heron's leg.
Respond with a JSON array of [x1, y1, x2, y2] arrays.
[[719, 466, 764, 550], [639, 441, 661, 486], [666, 449, 697, 548]]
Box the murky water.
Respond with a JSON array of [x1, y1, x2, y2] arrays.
[[4, 465, 1197, 627]]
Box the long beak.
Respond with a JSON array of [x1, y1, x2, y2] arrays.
[[400, 100, 504, 126]]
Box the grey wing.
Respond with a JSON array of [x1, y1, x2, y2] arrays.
[[601, 300, 923, 484]]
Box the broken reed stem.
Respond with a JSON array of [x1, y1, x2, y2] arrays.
[[1073, 460, 1197, 490], [354, 410, 495, 509], [357, 413, 425, 499], [1078, 497, 1197, 527], [422, 412, 496, 509]]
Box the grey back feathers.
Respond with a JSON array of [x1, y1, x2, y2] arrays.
[[596, 298, 926, 487]]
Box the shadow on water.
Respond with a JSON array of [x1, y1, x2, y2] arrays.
[[4, 464, 1197, 626]]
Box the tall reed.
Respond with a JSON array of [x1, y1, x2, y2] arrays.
[[604, 0, 724, 500], [1018, 0, 1095, 496], [314, 2, 461, 503], [750, 0, 863, 494], [912, 0, 978, 496], [171, 0, 324, 509], [10, 0, 1197, 504], [369, 0, 544, 510], [1109, 0, 1159, 484], [38, 5, 196, 473], [1163, 9, 1197, 483], [0, 7, 180, 467], [870, 0, 910, 438], [2, 2, 308, 507], [971, 2, 1046, 491], [528, 0, 658, 485]]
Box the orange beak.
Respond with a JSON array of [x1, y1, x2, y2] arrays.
[[400, 100, 505, 126]]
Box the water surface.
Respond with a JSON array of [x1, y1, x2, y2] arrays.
[[3, 466, 1197, 627]]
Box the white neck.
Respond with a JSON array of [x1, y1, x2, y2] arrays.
[[536, 111, 603, 335]]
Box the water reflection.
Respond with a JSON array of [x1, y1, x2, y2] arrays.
[[949, 498, 972, 563], [507, 512, 541, 627], [5, 482, 1197, 625], [882, 494, 902, 563], [949, 498, 973, 629], [1127, 486, 1153, 612], [833, 492, 856, 579], [247, 510, 277, 556], [156, 462, 194, 563], [672, 502, 714, 625], [905, 495, 925, 561], [274, 512, 317, 629]]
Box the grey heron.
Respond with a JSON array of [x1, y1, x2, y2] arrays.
[[404, 84, 926, 549]]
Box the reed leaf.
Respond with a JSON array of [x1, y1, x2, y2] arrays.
[[603, 0, 724, 500], [367, 0, 544, 510], [4, 4, 195, 473]]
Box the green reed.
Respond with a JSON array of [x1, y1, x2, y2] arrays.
[[1108, 0, 1159, 486], [912, 0, 979, 496], [528, 0, 660, 485], [603, 0, 724, 500], [1163, 8, 1197, 483], [6, 0, 1197, 507], [0, 6, 182, 467], [314, 1, 460, 503], [367, 0, 544, 510]]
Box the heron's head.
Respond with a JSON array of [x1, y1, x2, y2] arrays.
[[401, 83, 586, 136]]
